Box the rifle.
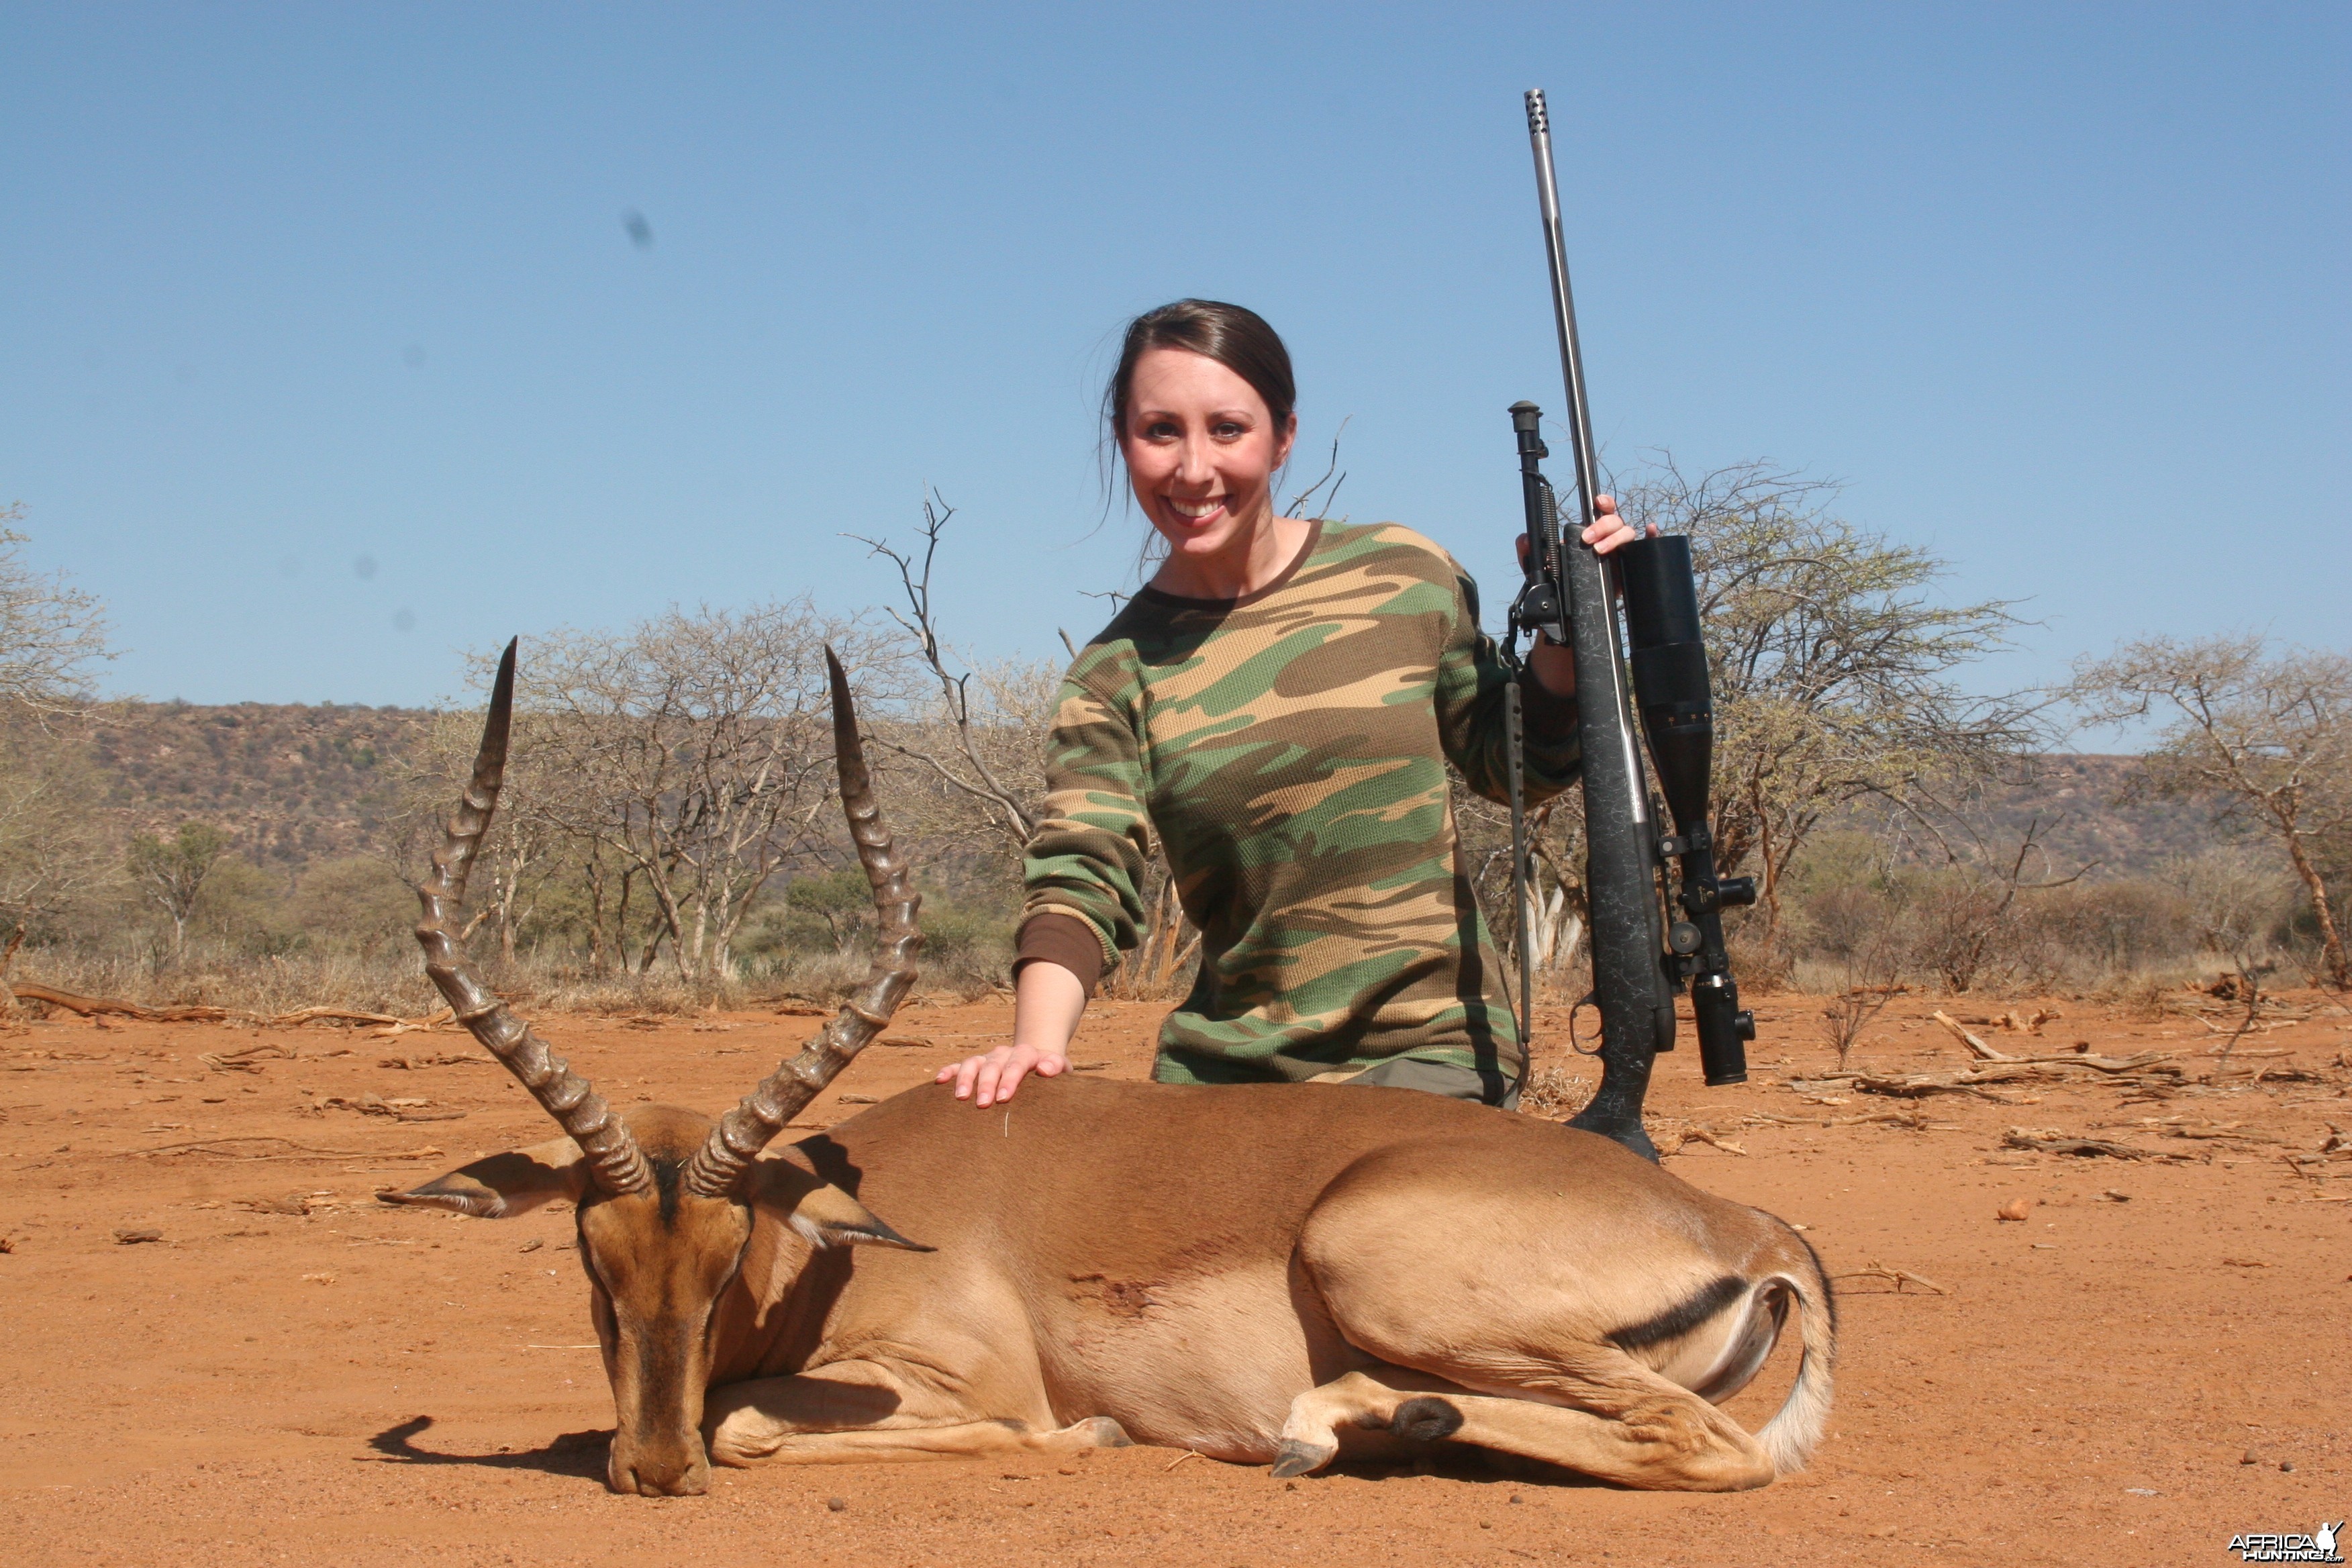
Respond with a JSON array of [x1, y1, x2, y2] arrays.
[[1503, 89, 1756, 1161]]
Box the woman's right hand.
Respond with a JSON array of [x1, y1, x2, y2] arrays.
[[936, 1040, 1068, 1108]]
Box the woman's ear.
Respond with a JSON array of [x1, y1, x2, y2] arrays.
[[1274, 412, 1299, 471]]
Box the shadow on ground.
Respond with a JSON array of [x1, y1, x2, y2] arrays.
[[362, 1416, 611, 1479]]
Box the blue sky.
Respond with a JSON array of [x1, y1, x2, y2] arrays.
[[3, 3, 2344, 712]]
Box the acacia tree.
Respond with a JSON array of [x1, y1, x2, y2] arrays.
[[2071, 635, 2351, 988], [0, 727, 115, 943], [0, 509, 116, 952], [1614, 458, 2040, 929], [0, 506, 111, 718], [395, 705, 585, 965], [520, 601, 899, 981], [126, 822, 230, 957]]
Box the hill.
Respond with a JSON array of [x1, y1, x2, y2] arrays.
[[91, 701, 433, 875], [83, 701, 2228, 888], [1960, 753, 2236, 879]]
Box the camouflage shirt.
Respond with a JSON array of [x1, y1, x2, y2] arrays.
[[1021, 519, 1581, 1088]]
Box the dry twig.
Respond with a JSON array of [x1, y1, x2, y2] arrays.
[[1833, 1261, 1949, 1295]]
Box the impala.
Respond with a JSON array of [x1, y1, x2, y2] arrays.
[[387, 642, 1834, 1496]]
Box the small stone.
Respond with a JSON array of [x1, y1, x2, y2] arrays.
[[826, 1496, 847, 1512], [113, 1228, 162, 1244], [519, 1238, 544, 1254], [2280, 1461, 2295, 1473], [2242, 1450, 2259, 1465]]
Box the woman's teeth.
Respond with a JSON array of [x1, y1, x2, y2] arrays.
[[1168, 497, 1225, 520]]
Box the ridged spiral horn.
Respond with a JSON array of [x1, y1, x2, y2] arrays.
[[684, 648, 922, 1197], [413, 638, 652, 1196]]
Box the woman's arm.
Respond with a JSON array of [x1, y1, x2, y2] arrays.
[[936, 957, 1087, 1107], [938, 653, 1150, 1108]]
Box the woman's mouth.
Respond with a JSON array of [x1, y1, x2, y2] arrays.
[[1165, 495, 1226, 523]]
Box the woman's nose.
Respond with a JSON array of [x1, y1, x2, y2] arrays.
[[1171, 437, 1214, 486]]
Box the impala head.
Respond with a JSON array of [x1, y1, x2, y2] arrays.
[[383, 640, 923, 1495]]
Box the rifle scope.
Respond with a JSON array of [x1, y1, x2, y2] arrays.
[[1617, 536, 1756, 1085]]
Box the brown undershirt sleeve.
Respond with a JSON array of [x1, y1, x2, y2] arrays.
[[1519, 671, 1578, 732], [1013, 910, 1104, 999]]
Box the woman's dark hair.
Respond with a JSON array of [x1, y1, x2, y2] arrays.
[[1105, 299, 1295, 442]]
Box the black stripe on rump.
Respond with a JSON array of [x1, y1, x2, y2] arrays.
[[1608, 1275, 1748, 1351]]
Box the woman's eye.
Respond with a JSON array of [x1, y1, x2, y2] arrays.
[[1142, 420, 1178, 440], [1212, 421, 1246, 440]]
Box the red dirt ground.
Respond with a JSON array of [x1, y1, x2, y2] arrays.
[[2, 989, 2346, 1567]]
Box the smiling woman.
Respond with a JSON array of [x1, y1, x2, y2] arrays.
[[939, 300, 1645, 1112]]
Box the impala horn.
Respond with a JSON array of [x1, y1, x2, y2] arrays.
[[684, 648, 922, 1197], [414, 638, 652, 1196]]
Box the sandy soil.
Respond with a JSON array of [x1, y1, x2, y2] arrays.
[[2, 987, 2346, 1567]]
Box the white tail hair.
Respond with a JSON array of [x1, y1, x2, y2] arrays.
[[1754, 1265, 1837, 1475]]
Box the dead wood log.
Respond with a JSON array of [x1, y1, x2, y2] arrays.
[[2002, 1127, 2163, 1159], [5, 983, 231, 1023], [1932, 1010, 2015, 1061], [264, 1006, 451, 1030], [126, 1136, 448, 1161]]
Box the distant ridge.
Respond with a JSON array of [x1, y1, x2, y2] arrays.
[[1940, 754, 2236, 879], [87, 702, 2228, 885], [93, 701, 432, 877]]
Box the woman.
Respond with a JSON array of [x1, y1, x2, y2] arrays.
[[940, 299, 1643, 1110]]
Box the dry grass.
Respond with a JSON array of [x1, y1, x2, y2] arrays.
[[5, 934, 1019, 1018], [1518, 1063, 1594, 1119]]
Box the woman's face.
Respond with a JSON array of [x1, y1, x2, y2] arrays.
[[1119, 347, 1297, 565]]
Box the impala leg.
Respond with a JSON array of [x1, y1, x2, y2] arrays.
[[1273, 1364, 1773, 1491], [705, 1361, 1129, 1467], [1273, 1367, 1459, 1477]]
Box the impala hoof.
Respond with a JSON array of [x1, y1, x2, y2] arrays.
[[1269, 1439, 1335, 1479]]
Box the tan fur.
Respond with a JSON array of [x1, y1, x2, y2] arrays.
[[397, 1076, 1832, 1495]]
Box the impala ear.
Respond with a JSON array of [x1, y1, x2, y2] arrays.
[[762, 1171, 926, 1260], [382, 1137, 589, 1218], [785, 1181, 932, 1253]]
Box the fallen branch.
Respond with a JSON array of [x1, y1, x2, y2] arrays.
[[1796, 1051, 2182, 1100], [1652, 1122, 1749, 1157], [199, 1042, 296, 1071], [2002, 1127, 2168, 1160], [1932, 1010, 2014, 1062], [124, 1136, 447, 1161], [6, 982, 231, 1023], [1752, 1108, 1949, 1131], [266, 1006, 452, 1030], [311, 1093, 467, 1123]]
